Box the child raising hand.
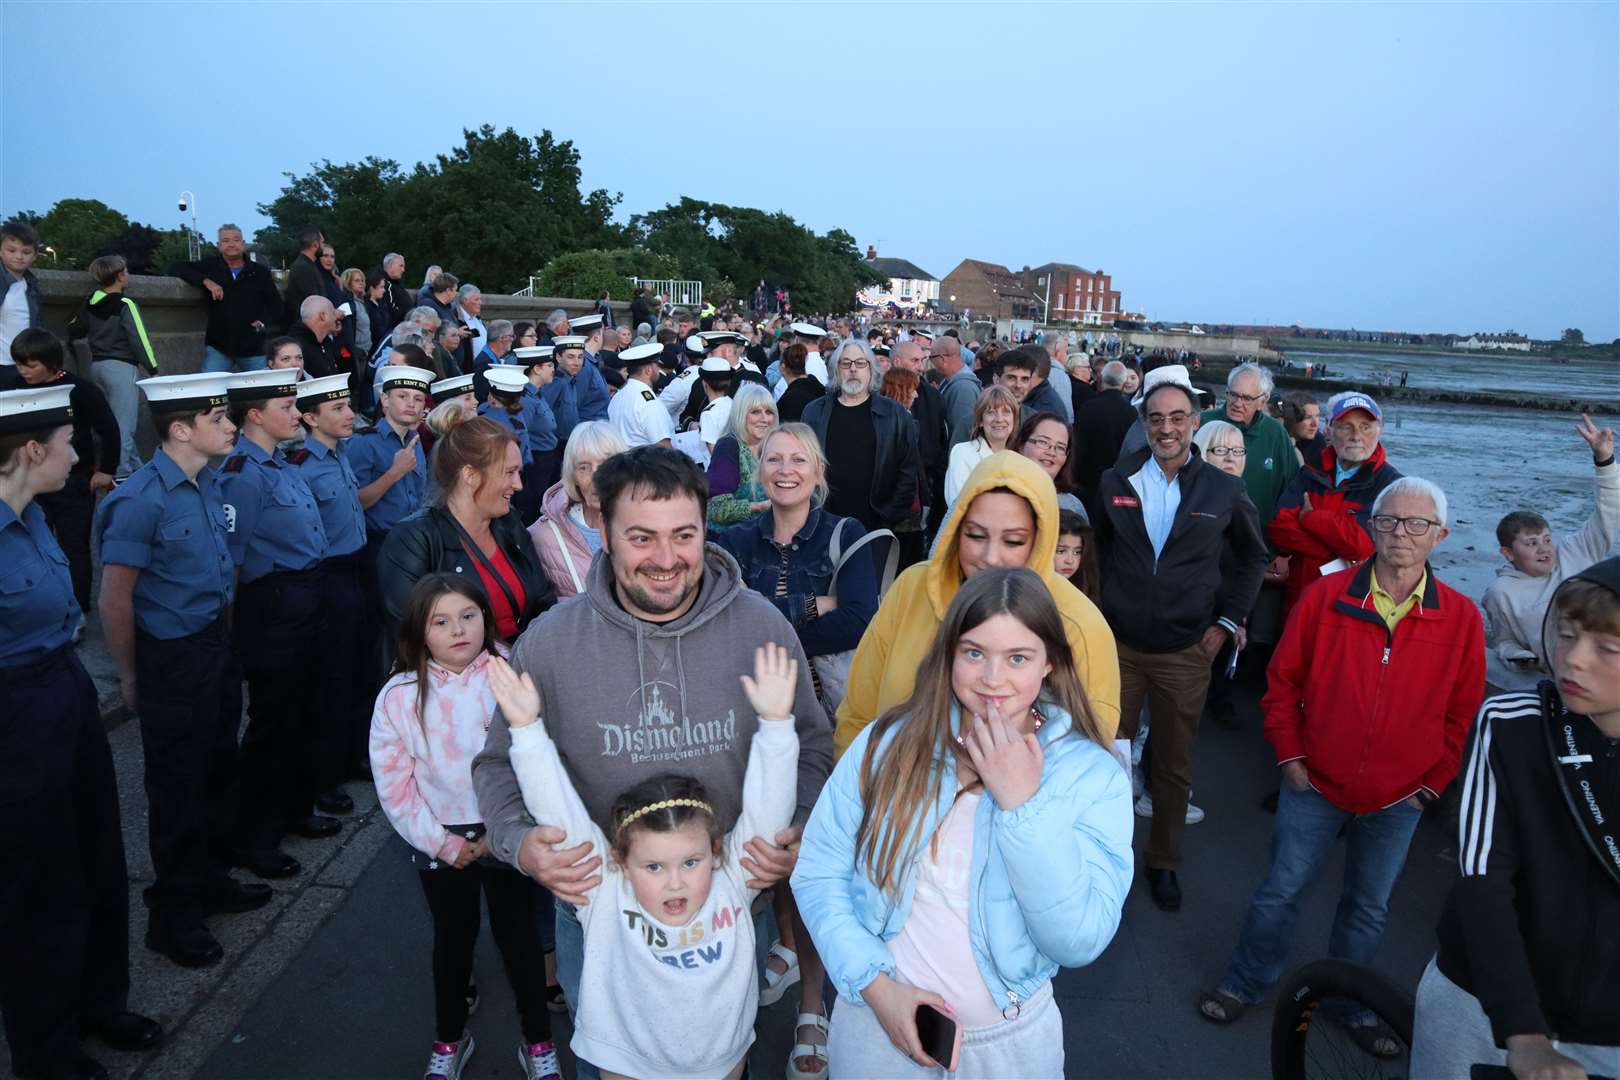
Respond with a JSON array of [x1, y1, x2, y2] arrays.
[[490, 644, 801, 1080]]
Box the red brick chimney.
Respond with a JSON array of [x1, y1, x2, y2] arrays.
[[866, 244, 877, 260]]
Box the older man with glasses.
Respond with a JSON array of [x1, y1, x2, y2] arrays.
[[801, 338, 921, 537], [1202, 362, 1298, 530], [1199, 477, 1483, 1046]]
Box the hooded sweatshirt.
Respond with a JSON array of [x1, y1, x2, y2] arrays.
[[70, 289, 158, 371], [832, 451, 1120, 757], [472, 542, 832, 867], [1481, 457, 1619, 690]]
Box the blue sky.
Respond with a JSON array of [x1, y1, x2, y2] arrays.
[[4, 1, 1615, 340]]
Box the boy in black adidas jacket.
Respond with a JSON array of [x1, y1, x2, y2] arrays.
[[1412, 556, 1620, 1080]]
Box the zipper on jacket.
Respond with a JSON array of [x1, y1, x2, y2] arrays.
[[1381, 646, 1390, 665], [972, 858, 1021, 1019]]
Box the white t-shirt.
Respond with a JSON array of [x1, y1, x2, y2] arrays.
[[508, 715, 799, 1079], [0, 277, 30, 364]]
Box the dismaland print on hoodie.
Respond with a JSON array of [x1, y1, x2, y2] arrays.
[[473, 541, 832, 863]]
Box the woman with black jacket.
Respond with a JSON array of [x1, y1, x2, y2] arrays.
[[375, 414, 555, 649], [1411, 556, 1620, 1080]]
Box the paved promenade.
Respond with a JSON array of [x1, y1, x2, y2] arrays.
[[6, 638, 1458, 1080]]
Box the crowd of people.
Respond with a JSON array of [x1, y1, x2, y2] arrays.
[[2, 214, 1617, 1080]]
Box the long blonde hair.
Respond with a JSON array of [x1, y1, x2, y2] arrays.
[[854, 567, 1105, 895]]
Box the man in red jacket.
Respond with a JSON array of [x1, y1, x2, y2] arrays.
[[1268, 392, 1402, 612], [1198, 476, 1484, 1044]]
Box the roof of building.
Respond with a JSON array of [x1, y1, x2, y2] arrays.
[[946, 258, 1036, 299], [1030, 261, 1094, 276], [868, 256, 938, 282]]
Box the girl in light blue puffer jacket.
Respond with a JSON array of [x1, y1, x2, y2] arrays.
[[793, 567, 1134, 1078]]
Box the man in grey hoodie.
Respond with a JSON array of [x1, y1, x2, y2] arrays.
[[473, 446, 831, 1069]]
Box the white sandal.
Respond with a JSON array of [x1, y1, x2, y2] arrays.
[[758, 942, 800, 1006], [786, 1008, 829, 1080]]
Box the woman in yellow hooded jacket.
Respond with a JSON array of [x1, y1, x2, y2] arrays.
[[833, 451, 1120, 757]]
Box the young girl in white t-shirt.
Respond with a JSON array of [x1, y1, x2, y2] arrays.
[[489, 643, 801, 1080]]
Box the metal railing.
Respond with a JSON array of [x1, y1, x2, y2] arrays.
[[513, 278, 536, 298], [632, 277, 703, 308]]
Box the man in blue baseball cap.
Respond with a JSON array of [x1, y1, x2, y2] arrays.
[[1269, 390, 1403, 612]]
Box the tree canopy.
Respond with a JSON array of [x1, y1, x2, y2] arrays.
[[13, 198, 205, 274], [255, 125, 623, 293]]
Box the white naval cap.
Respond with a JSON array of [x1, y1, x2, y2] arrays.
[[701, 330, 747, 349], [618, 342, 663, 365], [430, 373, 475, 397], [226, 367, 300, 403], [485, 367, 529, 396], [294, 372, 352, 407], [552, 335, 586, 350], [136, 372, 231, 415], [910, 327, 935, 341], [0, 383, 74, 433], [378, 366, 436, 393], [699, 357, 732, 374], [567, 314, 604, 332], [790, 322, 827, 338]]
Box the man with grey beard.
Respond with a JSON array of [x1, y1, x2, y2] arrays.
[[801, 338, 920, 533]]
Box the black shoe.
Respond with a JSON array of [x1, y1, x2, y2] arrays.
[[288, 814, 341, 840], [81, 1011, 164, 1052], [234, 847, 302, 879], [204, 875, 273, 914], [1146, 868, 1182, 912], [145, 921, 224, 968], [316, 788, 354, 815]]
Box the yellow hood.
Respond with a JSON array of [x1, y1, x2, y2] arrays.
[[925, 451, 1062, 618]]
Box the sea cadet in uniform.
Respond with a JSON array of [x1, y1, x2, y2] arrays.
[[562, 315, 612, 421], [432, 373, 476, 417], [347, 365, 431, 545], [94, 373, 271, 973], [517, 348, 562, 496], [479, 365, 547, 525], [607, 341, 675, 448], [289, 372, 372, 789], [678, 329, 767, 428], [789, 321, 832, 385], [543, 336, 590, 442], [2, 384, 164, 1077], [657, 333, 707, 419], [697, 356, 736, 453], [218, 368, 337, 877]]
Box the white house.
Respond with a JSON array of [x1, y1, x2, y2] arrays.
[[859, 250, 939, 313], [1453, 332, 1532, 352]]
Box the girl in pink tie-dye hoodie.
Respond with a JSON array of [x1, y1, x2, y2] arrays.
[[370, 572, 560, 1080]]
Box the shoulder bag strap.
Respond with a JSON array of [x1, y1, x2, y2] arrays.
[[827, 521, 899, 601], [447, 513, 524, 619], [546, 518, 585, 593]]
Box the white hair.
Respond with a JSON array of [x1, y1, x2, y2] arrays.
[[420, 264, 442, 288], [727, 382, 779, 446], [406, 305, 441, 330], [1371, 476, 1449, 529], [383, 252, 404, 270], [560, 421, 629, 505], [1099, 360, 1128, 389], [456, 283, 481, 303], [300, 294, 334, 320], [1227, 361, 1274, 398], [1194, 419, 1243, 454]]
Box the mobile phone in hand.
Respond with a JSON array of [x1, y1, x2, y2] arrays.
[[915, 1003, 961, 1072]]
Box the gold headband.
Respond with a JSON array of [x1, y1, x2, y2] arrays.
[[618, 798, 713, 831]]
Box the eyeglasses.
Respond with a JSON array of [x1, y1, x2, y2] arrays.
[[1228, 391, 1267, 404], [1146, 411, 1193, 428], [1026, 435, 1068, 455], [836, 359, 870, 370], [1371, 515, 1441, 536], [1206, 446, 1247, 458]]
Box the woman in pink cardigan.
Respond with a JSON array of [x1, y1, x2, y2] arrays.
[[527, 421, 627, 597]]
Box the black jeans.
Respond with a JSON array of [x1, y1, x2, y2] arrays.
[[136, 618, 240, 922], [417, 862, 552, 1045], [319, 554, 370, 787], [234, 568, 327, 848], [36, 471, 94, 613], [0, 648, 129, 1074]]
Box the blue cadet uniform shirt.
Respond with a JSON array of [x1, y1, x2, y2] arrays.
[[345, 420, 427, 534], [0, 500, 80, 664], [522, 385, 558, 454], [476, 399, 526, 443], [540, 375, 581, 445], [219, 438, 328, 583], [94, 448, 235, 639], [576, 354, 611, 421], [289, 437, 366, 558]]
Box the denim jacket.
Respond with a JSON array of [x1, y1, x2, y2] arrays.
[[791, 701, 1134, 1015], [714, 506, 878, 658]]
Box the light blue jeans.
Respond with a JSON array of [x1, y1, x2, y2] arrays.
[[89, 358, 141, 477], [201, 346, 266, 373], [1219, 784, 1423, 1015]]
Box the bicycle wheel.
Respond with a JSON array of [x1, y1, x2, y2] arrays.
[[1271, 959, 1416, 1080]]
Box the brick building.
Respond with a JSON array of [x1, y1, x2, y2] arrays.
[[939, 258, 1038, 321], [1020, 262, 1122, 325]]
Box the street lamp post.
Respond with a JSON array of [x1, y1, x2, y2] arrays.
[[178, 190, 200, 261]]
